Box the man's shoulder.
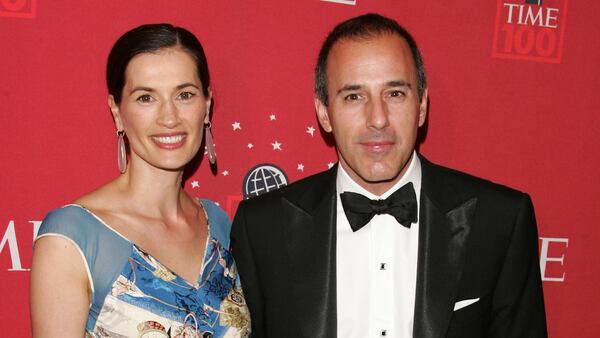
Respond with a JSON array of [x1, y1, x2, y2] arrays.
[[238, 167, 336, 210], [283, 167, 336, 193], [421, 156, 528, 202]]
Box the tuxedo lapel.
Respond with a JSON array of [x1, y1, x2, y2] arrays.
[[282, 167, 338, 338], [413, 157, 477, 338]]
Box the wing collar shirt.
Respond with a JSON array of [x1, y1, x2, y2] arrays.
[[336, 151, 422, 338]]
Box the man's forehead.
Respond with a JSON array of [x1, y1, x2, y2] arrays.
[[325, 34, 416, 86], [330, 32, 409, 53], [326, 34, 412, 69]]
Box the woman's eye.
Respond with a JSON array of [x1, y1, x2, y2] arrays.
[[178, 91, 196, 100], [136, 94, 154, 103]]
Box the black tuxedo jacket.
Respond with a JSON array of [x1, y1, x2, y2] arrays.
[[231, 156, 547, 337]]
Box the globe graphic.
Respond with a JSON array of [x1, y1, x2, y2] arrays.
[[243, 164, 288, 199]]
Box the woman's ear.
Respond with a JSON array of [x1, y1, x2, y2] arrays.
[[108, 95, 123, 130], [204, 87, 213, 124]]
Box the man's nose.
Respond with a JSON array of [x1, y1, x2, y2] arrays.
[[367, 97, 390, 129]]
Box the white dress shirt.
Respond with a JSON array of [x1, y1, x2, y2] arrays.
[[336, 152, 422, 338]]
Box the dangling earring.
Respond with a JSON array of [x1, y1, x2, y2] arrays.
[[117, 130, 127, 173], [204, 122, 216, 164]]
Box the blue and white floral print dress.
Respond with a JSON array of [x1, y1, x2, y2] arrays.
[[36, 200, 250, 338]]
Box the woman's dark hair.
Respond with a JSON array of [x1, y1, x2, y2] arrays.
[[106, 24, 210, 103]]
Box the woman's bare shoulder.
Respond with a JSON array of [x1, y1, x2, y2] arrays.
[[73, 179, 123, 212]]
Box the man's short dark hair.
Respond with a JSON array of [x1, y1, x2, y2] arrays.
[[314, 13, 427, 106]]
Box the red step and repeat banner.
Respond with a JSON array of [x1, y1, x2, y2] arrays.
[[1, 0, 598, 336]]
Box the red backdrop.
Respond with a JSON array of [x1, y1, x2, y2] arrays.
[[1, 0, 598, 336]]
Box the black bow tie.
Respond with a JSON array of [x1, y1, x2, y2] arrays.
[[340, 182, 418, 232]]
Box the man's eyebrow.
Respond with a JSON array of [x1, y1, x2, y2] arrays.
[[336, 81, 412, 95], [386, 80, 412, 88], [337, 84, 362, 95]]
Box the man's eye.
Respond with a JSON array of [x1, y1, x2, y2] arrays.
[[345, 93, 360, 101], [389, 90, 405, 97], [136, 94, 154, 103], [178, 91, 196, 100]]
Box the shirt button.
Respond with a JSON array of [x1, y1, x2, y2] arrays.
[[380, 329, 387, 336], [380, 263, 386, 270]]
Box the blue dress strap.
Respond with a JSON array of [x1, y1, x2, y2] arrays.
[[201, 199, 232, 249], [35, 205, 132, 329]]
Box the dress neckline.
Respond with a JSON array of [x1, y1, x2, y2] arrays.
[[64, 202, 211, 288]]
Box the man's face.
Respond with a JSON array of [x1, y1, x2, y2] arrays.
[[316, 33, 428, 195]]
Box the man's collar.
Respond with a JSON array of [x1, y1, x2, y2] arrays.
[[336, 151, 422, 199]]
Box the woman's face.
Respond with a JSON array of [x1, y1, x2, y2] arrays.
[[109, 47, 211, 173]]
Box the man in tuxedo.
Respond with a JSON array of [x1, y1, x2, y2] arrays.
[[231, 13, 547, 338]]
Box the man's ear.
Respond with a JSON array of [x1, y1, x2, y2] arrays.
[[418, 88, 428, 127], [108, 95, 123, 131], [315, 98, 333, 133]]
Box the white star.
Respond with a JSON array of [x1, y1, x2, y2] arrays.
[[269, 114, 277, 121], [297, 163, 304, 171], [247, 143, 254, 149], [232, 121, 241, 130], [215, 202, 220, 206], [222, 170, 229, 176], [306, 126, 315, 137], [327, 162, 335, 169], [191, 180, 200, 188], [272, 141, 282, 151]]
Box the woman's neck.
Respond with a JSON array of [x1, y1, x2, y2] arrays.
[[116, 159, 191, 223]]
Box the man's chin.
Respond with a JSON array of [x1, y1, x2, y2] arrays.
[[362, 173, 401, 185]]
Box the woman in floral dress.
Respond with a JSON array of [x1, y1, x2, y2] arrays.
[[30, 24, 250, 338]]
